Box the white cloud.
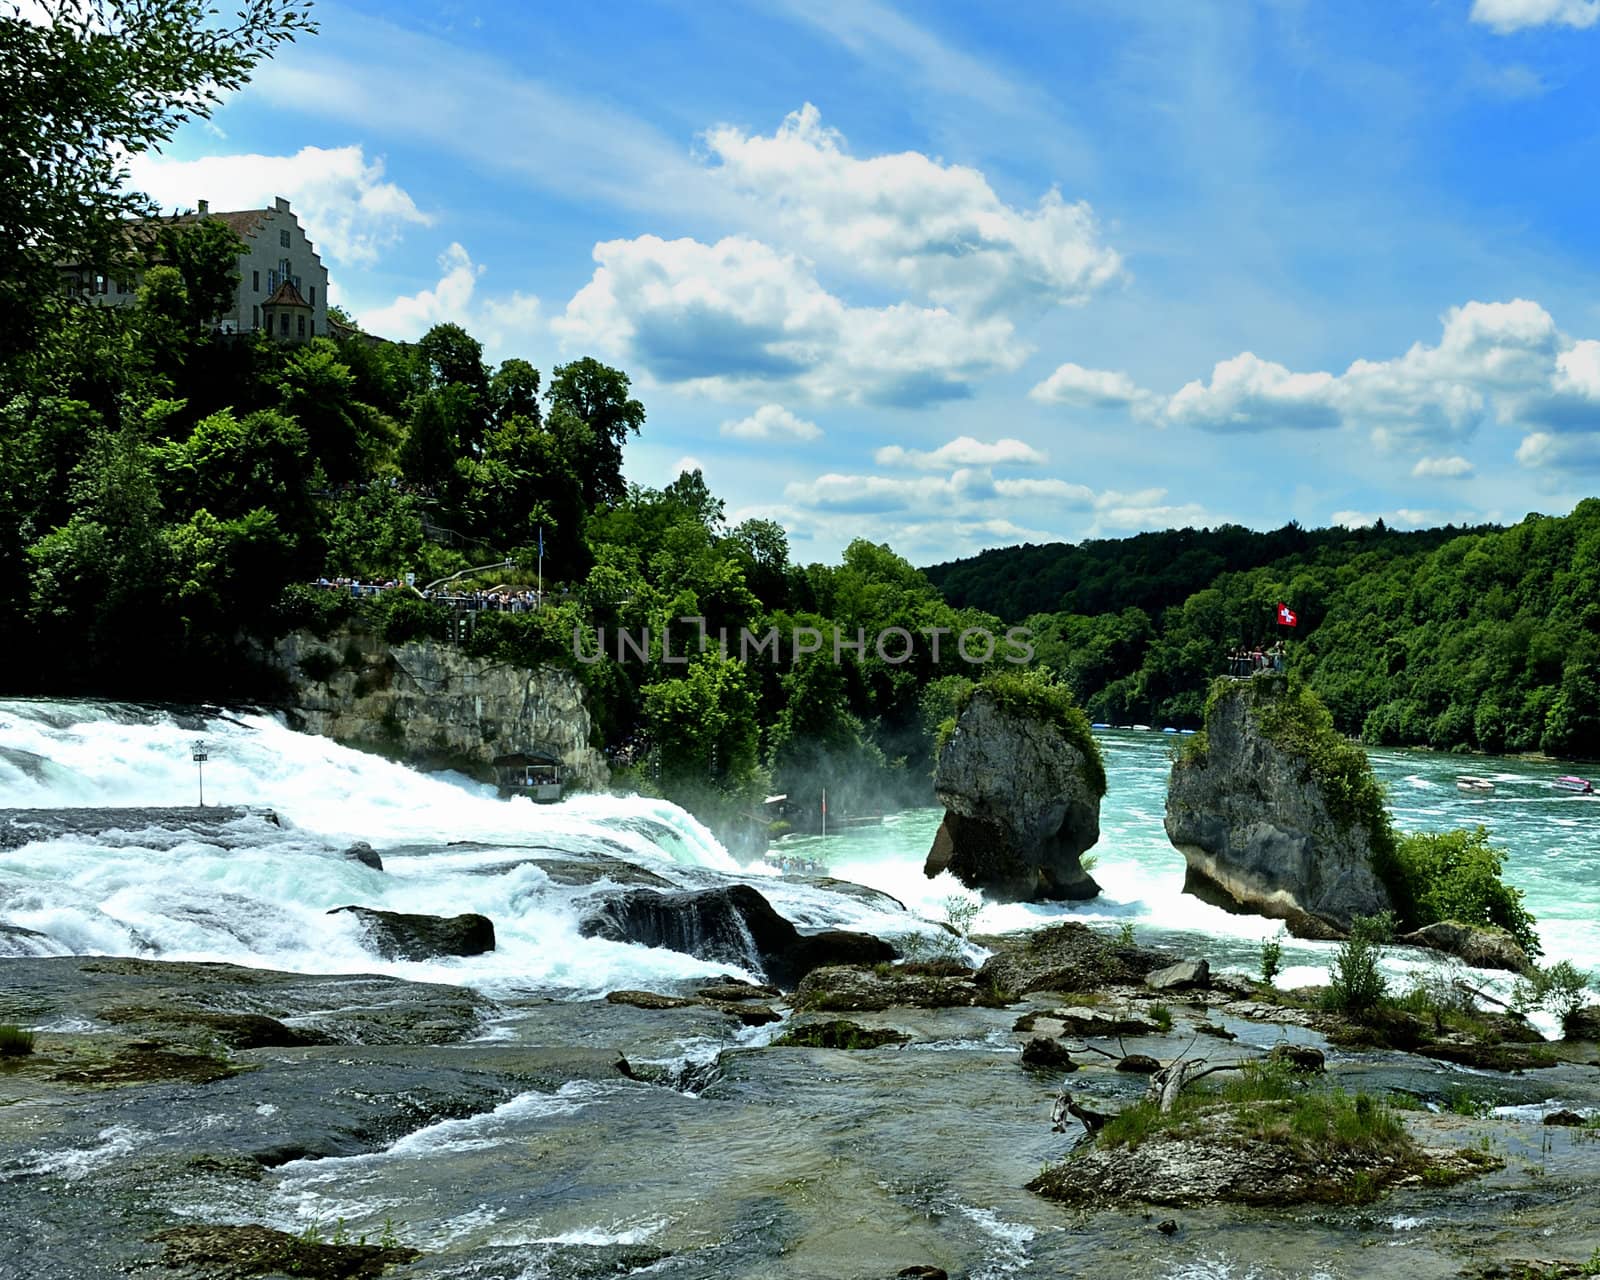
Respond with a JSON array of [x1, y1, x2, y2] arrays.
[[671, 456, 705, 479], [1470, 0, 1600, 33], [1517, 431, 1600, 471], [124, 145, 432, 266], [1030, 362, 1164, 417], [554, 234, 1027, 407], [720, 404, 822, 442], [874, 436, 1047, 469], [358, 243, 541, 358], [1060, 300, 1600, 451], [1412, 455, 1475, 477], [704, 104, 1122, 312]]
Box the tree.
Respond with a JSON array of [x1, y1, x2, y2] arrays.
[[546, 357, 644, 507], [0, 0, 312, 377], [491, 358, 541, 427]]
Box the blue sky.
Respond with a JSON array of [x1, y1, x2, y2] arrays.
[[126, 0, 1600, 565]]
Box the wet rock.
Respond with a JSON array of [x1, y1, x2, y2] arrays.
[[1396, 921, 1534, 976], [1268, 1043, 1326, 1073], [0, 805, 279, 852], [517, 854, 675, 889], [1544, 1109, 1587, 1126], [1117, 1053, 1162, 1074], [604, 990, 699, 1011], [707, 1001, 783, 1027], [579, 883, 893, 989], [977, 922, 1169, 997], [1566, 1007, 1600, 1041], [794, 964, 1002, 1012], [98, 1005, 334, 1050], [1019, 1036, 1078, 1073], [774, 1019, 910, 1050], [896, 1268, 949, 1279], [329, 904, 495, 960], [924, 684, 1103, 902], [1040, 1006, 1160, 1038], [343, 841, 383, 871], [151, 1223, 420, 1279], [695, 981, 781, 1002], [1164, 676, 1394, 937], [1146, 959, 1210, 992], [0, 957, 492, 1046], [1157, 1219, 1180, 1236]]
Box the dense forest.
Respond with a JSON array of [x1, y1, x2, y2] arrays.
[[925, 512, 1600, 758]]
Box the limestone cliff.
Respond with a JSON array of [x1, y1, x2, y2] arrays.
[[1165, 675, 1393, 938], [273, 626, 608, 790], [924, 683, 1103, 902]]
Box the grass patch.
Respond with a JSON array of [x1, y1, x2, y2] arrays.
[[1150, 1003, 1174, 1032], [0, 1024, 36, 1057]]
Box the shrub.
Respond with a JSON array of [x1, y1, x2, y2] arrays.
[[1514, 960, 1593, 1033], [370, 592, 448, 645], [1325, 913, 1394, 1017], [272, 581, 355, 638], [1390, 827, 1540, 958], [0, 1024, 36, 1057], [1260, 935, 1284, 986]]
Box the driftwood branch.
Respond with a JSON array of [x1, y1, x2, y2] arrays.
[[1145, 1057, 1253, 1112]]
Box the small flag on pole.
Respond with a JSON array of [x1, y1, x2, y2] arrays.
[[538, 526, 544, 557], [1276, 602, 1298, 627]]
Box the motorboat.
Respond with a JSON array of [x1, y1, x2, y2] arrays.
[[1553, 775, 1595, 795], [1456, 776, 1495, 794]]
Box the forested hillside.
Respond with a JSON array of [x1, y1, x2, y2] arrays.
[[926, 511, 1600, 758]]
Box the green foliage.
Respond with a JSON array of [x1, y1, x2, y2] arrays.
[[1390, 827, 1541, 957], [1150, 1002, 1174, 1032], [1513, 960, 1594, 1033], [1260, 935, 1284, 986], [1325, 912, 1395, 1016], [0, 1023, 36, 1056]]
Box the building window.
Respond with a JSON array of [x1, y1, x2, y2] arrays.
[[297, 314, 305, 338], [280, 312, 289, 335], [309, 286, 315, 306], [95, 274, 108, 294], [279, 229, 290, 248], [252, 305, 259, 329], [253, 270, 259, 292]]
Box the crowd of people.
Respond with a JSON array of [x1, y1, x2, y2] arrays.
[[308, 578, 544, 612], [1227, 642, 1286, 677]]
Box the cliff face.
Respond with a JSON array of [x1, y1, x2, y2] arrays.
[[924, 687, 1102, 902], [1165, 676, 1392, 938], [273, 627, 608, 790]]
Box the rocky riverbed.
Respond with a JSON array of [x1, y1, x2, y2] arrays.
[[5, 933, 1600, 1280]]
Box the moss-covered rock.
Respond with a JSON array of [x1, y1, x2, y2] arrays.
[[774, 1020, 911, 1050], [151, 1223, 420, 1279]]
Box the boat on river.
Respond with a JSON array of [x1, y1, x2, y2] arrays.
[[1456, 776, 1495, 794], [1553, 775, 1595, 795]]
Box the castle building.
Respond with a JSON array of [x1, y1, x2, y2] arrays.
[[59, 196, 330, 342]]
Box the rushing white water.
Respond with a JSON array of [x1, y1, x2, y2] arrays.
[[0, 699, 930, 997], [4, 703, 1597, 1005]]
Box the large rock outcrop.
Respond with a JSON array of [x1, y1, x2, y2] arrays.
[[578, 884, 894, 989], [924, 686, 1103, 902], [328, 905, 496, 961], [1165, 675, 1393, 938], [274, 625, 607, 790]]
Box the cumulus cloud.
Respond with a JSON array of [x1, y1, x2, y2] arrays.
[[873, 435, 1046, 469], [124, 145, 432, 266], [1029, 363, 1164, 416], [554, 234, 1027, 407], [1470, 0, 1600, 33], [1516, 431, 1600, 472], [359, 243, 540, 356], [1412, 455, 1475, 478], [720, 404, 822, 442], [1038, 300, 1600, 454], [703, 104, 1122, 313]]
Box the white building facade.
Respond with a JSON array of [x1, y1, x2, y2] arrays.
[[61, 196, 330, 342]]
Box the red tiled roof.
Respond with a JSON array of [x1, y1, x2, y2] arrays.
[[263, 280, 311, 308]]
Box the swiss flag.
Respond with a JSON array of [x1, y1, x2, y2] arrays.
[[1276, 603, 1298, 627]]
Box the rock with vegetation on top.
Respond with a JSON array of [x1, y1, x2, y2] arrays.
[[1165, 675, 1396, 938], [329, 905, 496, 960], [977, 921, 1167, 997], [579, 884, 893, 990], [1396, 921, 1533, 976], [924, 678, 1105, 902]]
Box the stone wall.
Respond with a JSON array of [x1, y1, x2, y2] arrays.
[[273, 626, 608, 790]]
